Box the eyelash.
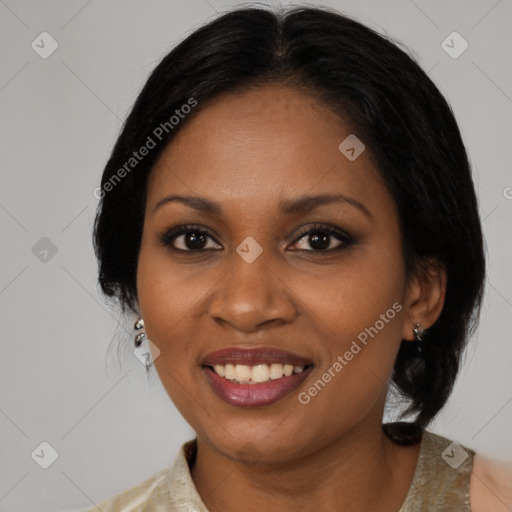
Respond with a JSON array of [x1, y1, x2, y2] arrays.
[[158, 223, 354, 255]]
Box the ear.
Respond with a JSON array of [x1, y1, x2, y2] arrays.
[[401, 259, 447, 341]]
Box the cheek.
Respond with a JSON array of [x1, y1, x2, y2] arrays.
[[136, 248, 204, 422], [136, 244, 188, 357], [136, 235, 209, 326], [136, 242, 220, 386], [293, 245, 405, 345], [290, 243, 406, 408]]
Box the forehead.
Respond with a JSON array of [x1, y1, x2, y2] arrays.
[[146, 85, 389, 215]]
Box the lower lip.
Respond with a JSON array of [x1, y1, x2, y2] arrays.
[[203, 366, 313, 407]]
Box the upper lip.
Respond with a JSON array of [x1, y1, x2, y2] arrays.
[[202, 346, 313, 367]]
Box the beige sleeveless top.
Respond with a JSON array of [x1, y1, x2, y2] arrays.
[[399, 430, 473, 511], [82, 430, 474, 511]]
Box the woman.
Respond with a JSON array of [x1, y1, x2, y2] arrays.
[[86, 5, 512, 511]]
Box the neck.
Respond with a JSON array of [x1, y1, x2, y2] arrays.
[[190, 418, 421, 512]]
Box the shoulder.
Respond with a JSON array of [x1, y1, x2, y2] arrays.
[[470, 453, 512, 512], [79, 466, 171, 512]]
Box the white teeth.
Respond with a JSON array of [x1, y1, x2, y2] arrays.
[[269, 363, 284, 380], [251, 364, 270, 383], [210, 363, 308, 383], [224, 364, 236, 380], [214, 364, 225, 377], [235, 364, 252, 382]]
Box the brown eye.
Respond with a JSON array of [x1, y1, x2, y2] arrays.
[[290, 224, 353, 252], [159, 225, 222, 252]]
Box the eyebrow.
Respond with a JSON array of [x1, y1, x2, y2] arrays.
[[152, 193, 371, 218]]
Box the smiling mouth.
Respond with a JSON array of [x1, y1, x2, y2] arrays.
[[202, 362, 314, 407], [204, 362, 314, 384], [201, 346, 314, 406]]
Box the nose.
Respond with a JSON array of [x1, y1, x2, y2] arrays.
[[207, 249, 298, 333]]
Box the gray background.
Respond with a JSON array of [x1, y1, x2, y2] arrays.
[[0, 0, 511, 511]]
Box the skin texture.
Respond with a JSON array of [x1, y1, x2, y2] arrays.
[[471, 455, 512, 511], [136, 85, 448, 511]]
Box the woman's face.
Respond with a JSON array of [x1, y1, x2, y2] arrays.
[[137, 85, 416, 464]]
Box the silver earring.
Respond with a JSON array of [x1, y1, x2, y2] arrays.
[[133, 318, 161, 373], [134, 318, 146, 348], [134, 318, 150, 373], [413, 323, 426, 342]]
